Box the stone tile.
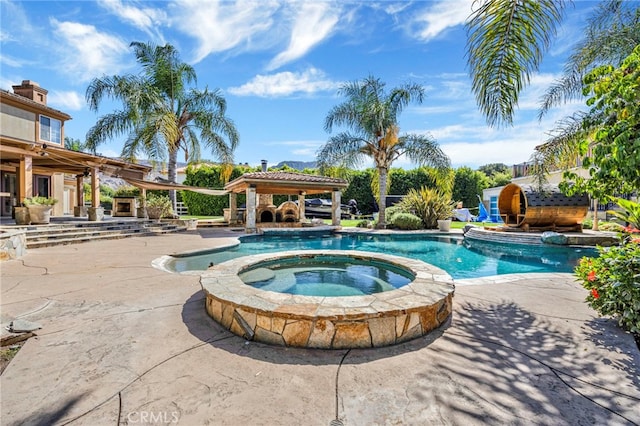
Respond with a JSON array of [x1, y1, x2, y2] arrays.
[[418, 304, 438, 333], [220, 303, 234, 329], [207, 296, 223, 322], [273, 303, 319, 318], [333, 322, 371, 349], [256, 314, 271, 330], [308, 319, 335, 348], [368, 317, 396, 347], [236, 308, 257, 330], [271, 317, 286, 334], [254, 327, 286, 346], [396, 314, 408, 337], [282, 320, 312, 347]]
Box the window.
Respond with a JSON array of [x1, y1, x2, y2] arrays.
[[34, 175, 50, 198], [40, 115, 61, 144]]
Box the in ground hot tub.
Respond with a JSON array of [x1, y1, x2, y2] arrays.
[[201, 250, 454, 349]]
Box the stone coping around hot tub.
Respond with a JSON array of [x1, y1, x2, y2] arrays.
[[201, 250, 455, 349]]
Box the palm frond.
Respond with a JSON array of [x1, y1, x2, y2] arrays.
[[538, 1, 639, 118], [316, 133, 367, 173], [398, 133, 451, 170], [466, 0, 567, 127]]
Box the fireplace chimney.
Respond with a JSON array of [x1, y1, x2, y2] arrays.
[[12, 80, 48, 105], [261, 160, 267, 172]]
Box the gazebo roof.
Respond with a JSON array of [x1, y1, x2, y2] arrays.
[[224, 171, 348, 195]]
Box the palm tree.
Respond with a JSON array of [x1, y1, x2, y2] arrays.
[[538, 1, 640, 120], [317, 76, 450, 229], [466, 0, 639, 128], [466, 0, 567, 128], [85, 42, 239, 211]]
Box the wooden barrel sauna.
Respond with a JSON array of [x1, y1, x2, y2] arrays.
[[498, 183, 589, 230]]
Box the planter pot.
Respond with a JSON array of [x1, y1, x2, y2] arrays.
[[437, 219, 452, 232], [88, 207, 104, 222], [74, 206, 88, 217], [26, 205, 53, 224], [146, 206, 164, 220], [14, 207, 30, 225], [136, 207, 148, 219]]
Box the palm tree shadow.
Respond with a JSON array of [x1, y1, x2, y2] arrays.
[[411, 300, 640, 425], [13, 395, 82, 426]]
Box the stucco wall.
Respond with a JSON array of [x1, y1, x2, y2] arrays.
[[1, 103, 35, 141]]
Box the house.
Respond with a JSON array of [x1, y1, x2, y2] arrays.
[[0, 80, 151, 218]]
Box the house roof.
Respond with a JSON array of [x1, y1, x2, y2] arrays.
[[225, 171, 348, 195], [0, 89, 72, 121]]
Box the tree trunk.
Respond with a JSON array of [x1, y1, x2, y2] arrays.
[[168, 149, 178, 215], [376, 167, 388, 229]]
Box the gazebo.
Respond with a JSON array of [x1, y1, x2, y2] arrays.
[[224, 170, 348, 233]]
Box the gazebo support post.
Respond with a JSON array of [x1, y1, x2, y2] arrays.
[[246, 185, 257, 233], [298, 191, 306, 221], [331, 189, 341, 226], [229, 192, 238, 225]]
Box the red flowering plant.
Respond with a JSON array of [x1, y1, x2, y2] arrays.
[[575, 198, 640, 334]]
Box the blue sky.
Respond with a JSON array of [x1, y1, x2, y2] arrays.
[[1, 0, 595, 170]]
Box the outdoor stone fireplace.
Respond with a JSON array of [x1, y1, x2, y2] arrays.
[[112, 196, 136, 217]]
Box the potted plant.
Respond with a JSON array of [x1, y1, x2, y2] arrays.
[[22, 196, 58, 224], [145, 194, 173, 220]]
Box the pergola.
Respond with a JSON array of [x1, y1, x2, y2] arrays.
[[0, 138, 151, 212], [224, 171, 348, 232]]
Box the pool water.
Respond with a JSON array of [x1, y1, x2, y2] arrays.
[[168, 233, 597, 279], [238, 255, 413, 296]]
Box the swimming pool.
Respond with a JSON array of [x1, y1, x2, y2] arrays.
[[166, 232, 597, 279]]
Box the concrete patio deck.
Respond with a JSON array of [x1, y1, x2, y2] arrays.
[[1, 228, 638, 425]]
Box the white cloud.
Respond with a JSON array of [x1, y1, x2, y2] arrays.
[[0, 55, 25, 68], [267, 2, 340, 70], [170, 0, 279, 63], [265, 140, 324, 158], [48, 90, 85, 111], [228, 68, 341, 97], [98, 0, 167, 42], [412, 0, 474, 41], [51, 18, 130, 82]]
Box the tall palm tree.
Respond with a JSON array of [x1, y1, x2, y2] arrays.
[[317, 76, 450, 229], [85, 42, 239, 210]]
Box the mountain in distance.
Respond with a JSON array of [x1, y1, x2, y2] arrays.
[[275, 160, 317, 170]]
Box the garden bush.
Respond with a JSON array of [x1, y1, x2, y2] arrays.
[[575, 230, 640, 334], [389, 212, 423, 230], [398, 187, 455, 229]]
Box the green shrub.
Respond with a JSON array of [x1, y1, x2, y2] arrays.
[[599, 221, 625, 232], [23, 196, 57, 206], [398, 187, 455, 229], [113, 186, 140, 197], [356, 219, 371, 228], [575, 232, 640, 334], [384, 205, 404, 223], [389, 212, 423, 230]]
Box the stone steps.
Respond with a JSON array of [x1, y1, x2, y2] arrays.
[[13, 220, 187, 249]]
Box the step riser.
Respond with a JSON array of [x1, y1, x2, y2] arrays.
[[20, 223, 186, 248]]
